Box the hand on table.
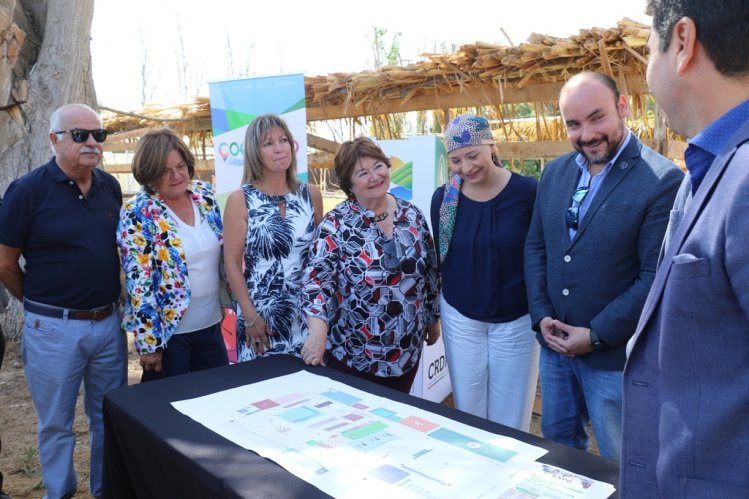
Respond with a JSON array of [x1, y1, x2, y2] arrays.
[[301, 317, 328, 366]]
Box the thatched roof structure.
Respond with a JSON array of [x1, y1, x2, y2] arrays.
[[303, 18, 651, 121], [105, 18, 649, 128], [102, 18, 684, 172]]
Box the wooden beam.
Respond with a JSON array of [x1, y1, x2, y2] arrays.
[[106, 142, 139, 153], [309, 158, 335, 170], [307, 133, 341, 154], [100, 106, 189, 123], [495, 141, 573, 159], [108, 127, 154, 140], [103, 158, 216, 174], [495, 138, 687, 162], [105, 119, 214, 154], [182, 118, 213, 133], [102, 163, 133, 174], [102, 137, 686, 174], [306, 75, 649, 122]]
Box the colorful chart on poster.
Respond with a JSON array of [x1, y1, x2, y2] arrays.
[[172, 372, 615, 498]]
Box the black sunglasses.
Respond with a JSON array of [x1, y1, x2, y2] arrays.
[[565, 186, 590, 230], [54, 128, 108, 143]]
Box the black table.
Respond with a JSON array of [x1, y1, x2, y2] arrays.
[[103, 355, 619, 498]]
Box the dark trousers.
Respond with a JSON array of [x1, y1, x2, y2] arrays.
[[142, 322, 229, 382], [326, 353, 420, 394]]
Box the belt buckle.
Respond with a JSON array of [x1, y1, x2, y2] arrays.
[[91, 305, 110, 321]]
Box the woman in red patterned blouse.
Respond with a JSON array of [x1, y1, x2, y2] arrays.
[[299, 137, 441, 393]]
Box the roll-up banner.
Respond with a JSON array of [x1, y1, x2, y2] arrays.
[[208, 72, 307, 206]]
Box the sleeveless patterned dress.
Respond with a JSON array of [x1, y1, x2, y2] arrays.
[[235, 183, 316, 361]]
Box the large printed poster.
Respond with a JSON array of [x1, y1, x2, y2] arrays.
[[172, 371, 616, 498], [208, 73, 307, 200]]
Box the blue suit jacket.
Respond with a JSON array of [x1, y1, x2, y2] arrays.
[[621, 121, 749, 497], [525, 135, 683, 370]]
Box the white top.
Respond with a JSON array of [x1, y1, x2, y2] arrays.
[[167, 202, 223, 334]]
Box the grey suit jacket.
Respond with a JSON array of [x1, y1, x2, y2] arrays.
[[621, 121, 749, 497], [525, 134, 683, 370]]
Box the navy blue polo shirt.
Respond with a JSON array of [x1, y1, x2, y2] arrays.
[[0, 158, 122, 309]]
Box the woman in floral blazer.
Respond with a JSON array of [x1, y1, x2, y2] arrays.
[[118, 129, 229, 381]]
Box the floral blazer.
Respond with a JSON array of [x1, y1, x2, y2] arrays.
[[117, 180, 223, 355], [300, 197, 441, 377]]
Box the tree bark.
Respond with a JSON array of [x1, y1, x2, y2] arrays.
[[1, 0, 26, 190], [0, 0, 98, 337]]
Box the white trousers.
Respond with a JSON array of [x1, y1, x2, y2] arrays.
[[440, 296, 540, 431]]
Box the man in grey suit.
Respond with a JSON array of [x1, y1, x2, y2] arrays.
[[621, 1, 749, 496], [524, 72, 683, 461]]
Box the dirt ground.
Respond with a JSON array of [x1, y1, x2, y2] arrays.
[[0, 336, 142, 499], [0, 333, 557, 499]]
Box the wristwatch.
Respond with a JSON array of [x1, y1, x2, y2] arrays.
[[589, 329, 608, 352]]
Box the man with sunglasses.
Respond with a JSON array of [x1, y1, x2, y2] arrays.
[[0, 103, 127, 499], [524, 72, 682, 461]]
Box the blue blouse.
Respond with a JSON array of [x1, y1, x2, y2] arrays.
[[430, 172, 537, 323]]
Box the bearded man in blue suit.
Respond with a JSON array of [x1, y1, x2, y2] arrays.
[[525, 72, 683, 461]]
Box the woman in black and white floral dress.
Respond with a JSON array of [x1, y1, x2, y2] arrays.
[[224, 114, 323, 362]]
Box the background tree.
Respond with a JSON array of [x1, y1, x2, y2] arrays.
[[139, 30, 156, 107], [370, 27, 401, 70], [369, 27, 406, 138], [0, 0, 98, 337]]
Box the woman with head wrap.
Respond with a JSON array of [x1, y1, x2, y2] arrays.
[[430, 114, 540, 430]]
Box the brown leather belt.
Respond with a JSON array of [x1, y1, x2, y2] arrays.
[[24, 300, 115, 322]]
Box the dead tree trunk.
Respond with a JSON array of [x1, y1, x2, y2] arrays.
[[0, 0, 98, 337]]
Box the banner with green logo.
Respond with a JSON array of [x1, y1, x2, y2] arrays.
[[209, 73, 307, 201]]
